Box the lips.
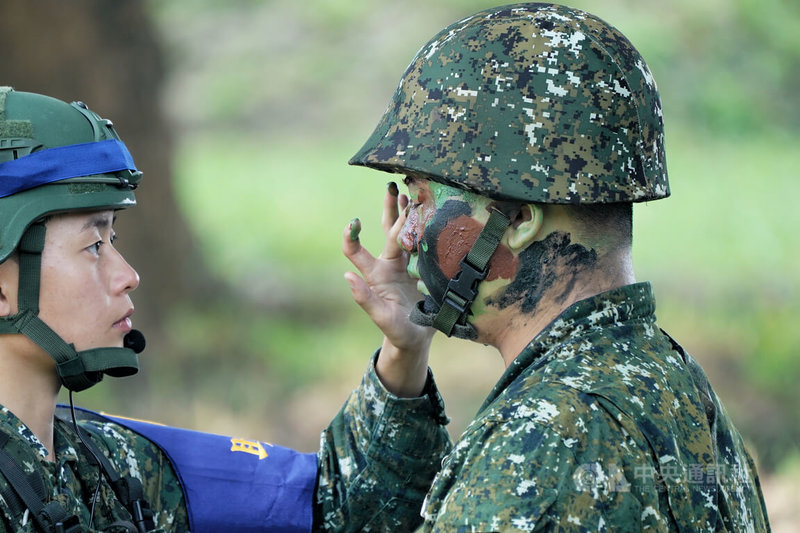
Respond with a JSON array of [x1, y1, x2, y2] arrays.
[[113, 309, 134, 332]]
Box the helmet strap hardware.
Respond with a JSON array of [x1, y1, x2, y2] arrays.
[[432, 208, 510, 336]]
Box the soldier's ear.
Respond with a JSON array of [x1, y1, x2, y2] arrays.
[[506, 204, 543, 252]]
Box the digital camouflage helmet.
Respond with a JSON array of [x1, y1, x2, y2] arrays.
[[350, 2, 668, 204], [0, 87, 145, 391], [350, 3, 670, 336]]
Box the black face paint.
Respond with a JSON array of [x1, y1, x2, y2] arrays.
[[489, 231, 597, 313]]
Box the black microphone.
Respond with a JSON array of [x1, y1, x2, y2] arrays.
[[123, 329, 146, 354]]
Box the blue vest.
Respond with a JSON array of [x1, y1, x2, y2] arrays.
[[83, 409, 317, 532]]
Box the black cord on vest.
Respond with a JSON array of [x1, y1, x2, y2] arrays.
[[68, 390, 103, 527]]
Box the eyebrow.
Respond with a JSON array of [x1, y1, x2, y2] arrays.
[[81, 213, 116, 232]]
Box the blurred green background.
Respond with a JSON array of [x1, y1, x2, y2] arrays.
[[5, 0, 798, 527]]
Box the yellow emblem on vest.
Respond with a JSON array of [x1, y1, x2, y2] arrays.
[[230, 438, 272, 460]]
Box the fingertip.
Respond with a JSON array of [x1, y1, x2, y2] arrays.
[[349, 218, 362, 241], [343, 219, 362, 254]]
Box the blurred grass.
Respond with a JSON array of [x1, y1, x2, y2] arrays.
[[175, 129, 800, 290], [172, 136, 389, 288]]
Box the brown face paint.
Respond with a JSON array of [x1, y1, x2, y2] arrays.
[[416, 199, 472, 306], [398, 178, 437, 253], [403, 178, 521, 325], [438, 215, 517, 281], [399, 206, 420, 252]]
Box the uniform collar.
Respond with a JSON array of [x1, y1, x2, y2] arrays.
[[0, 405, 81, 465], [0, 405, 50, 459], [479, 282, 657, 413]]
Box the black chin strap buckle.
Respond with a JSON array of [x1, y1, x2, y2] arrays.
[[432, 208, 511, 336], [440, 258, 488, 316]]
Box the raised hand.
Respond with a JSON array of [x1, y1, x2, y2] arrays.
[[343, 182, 434, 397]]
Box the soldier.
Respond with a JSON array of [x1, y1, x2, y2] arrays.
[[343, 3, 771, 531], [0, 86, 449, 532]]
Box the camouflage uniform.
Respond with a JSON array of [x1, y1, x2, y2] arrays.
[[316, 352, 451, 531], [0, 407, 188, 532], [347, 3, 770, 530], [0, 356, 451, 532], [420, 283, 769, 532]]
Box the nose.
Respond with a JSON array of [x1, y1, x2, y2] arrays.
[[397, 208, 419, 253], [110, 247, 140, 294]]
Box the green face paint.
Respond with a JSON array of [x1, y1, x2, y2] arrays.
[[349, 218, 361, 241]]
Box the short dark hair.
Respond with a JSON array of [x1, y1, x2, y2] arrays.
[[563, 202, 633, 249]]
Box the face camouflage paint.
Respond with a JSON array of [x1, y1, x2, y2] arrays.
[[488, 231, 597, 313], [400, 179, 518, 329]]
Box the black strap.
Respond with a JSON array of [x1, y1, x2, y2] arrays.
[[73, 419, 154, 533], [0, 444, 79, 532], [0, 421, 150, 533], [432, 208, 511, 336], [17, 222, 46, 314]]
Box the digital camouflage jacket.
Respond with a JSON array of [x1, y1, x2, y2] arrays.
[[0, 358, 451, 532], [315, 352, 451, 531], [0, 406, 188, 532], [421, 282, 770, 532]]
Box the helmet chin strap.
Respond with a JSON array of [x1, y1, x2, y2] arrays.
[[409, 295, 479, 340], [410, 208, 510, 339], [0, 222, 144, 392]]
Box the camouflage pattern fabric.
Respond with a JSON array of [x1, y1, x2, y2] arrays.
[[350, 3, 669, 204], [420, 283, 770, 531], [316, 352, 452, 532], [0, 356, 452, 532], [0, 407, 188, 532]]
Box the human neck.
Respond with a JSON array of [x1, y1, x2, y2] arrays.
[[482, 250, 635, 367], [0, 336, 61, 461]]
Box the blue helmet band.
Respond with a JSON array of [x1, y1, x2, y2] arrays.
[[0, 139, 138, 198]]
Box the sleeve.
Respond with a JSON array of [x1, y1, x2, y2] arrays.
[[314, 349, 452, 532], [427, 385, 663, 533]]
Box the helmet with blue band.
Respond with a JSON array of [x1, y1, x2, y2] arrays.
[[0, 87, 145, 391]]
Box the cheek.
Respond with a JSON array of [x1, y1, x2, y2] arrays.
[[437, 215, 518, 281], [399, 208, 420, 251], [38, 257, 102, 326], [400, 201, 439, 252]]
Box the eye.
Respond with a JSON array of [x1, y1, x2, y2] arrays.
[[87, 241, 104, 255]]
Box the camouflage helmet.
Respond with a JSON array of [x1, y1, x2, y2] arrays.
[[0, 87, 144, 391], [0, 87, 141, 263], [350, 3, 669, 204]]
